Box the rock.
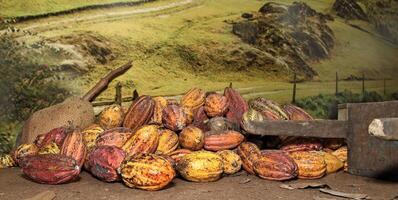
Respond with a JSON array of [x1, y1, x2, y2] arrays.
[[332, 0, 368, 20]]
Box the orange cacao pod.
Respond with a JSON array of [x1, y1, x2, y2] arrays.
[[224, 87, 249, 124], [192, 106, 209, 132], [180, 88, 206, 114], [61, 129, 86, 168], [156, 129, 179, 155], [167, 149, 192, 163], [332, 146, 347, 163], [162, 105, 187, 131], [151, 97, 168, 125], [34, 127, 67, 148], [204, 93, 229, 117], [253, 150, 298, 181], [179, 125, 205, 151], [96, 127, 133, 148], [217, 150, 242, 175], [280, 137, 323, 153], [182, 107, 194, 124], [289, 151, 327, 179], [120, 154, 175, 191], [283, 104, 313, 120], [237, 142, 260, 174], [318, 151, 344, 174], [204, 130, 244, 151], [82, 124, 104, 151], [87, 146, 126, 182], [20, 154, 80, 184], [14, 143, 39, 165], [122, 125, 159, 158], [98, 105, 124, 129], [123, 95, 154, 132]]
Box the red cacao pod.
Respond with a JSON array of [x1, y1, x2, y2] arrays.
[[204, 130, 244, 151], [253, 150, 298, 181], [34, 127, 67, 148], [20, 154, 80, 184], [280, 137, 323, 153], [87, 146, 126, 182], [61, 129, 86, 168], [122, 125, 160, 158], [237, 142, 260, 174], [123, 95, 154, 132], [96, 127, 133, 148], [204, 93, 229, 117], [162, 105, 187, 131], [249, 97, 289, 120], [13, 143, 39, 165], [283, 104, 313, 120], [192, 106, 209, 132], [224, 87, 249, 124]]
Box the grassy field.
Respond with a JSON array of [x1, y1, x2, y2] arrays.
[[11, 0, 398, 103]]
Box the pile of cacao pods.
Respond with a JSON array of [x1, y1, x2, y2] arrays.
[[0, 87, 348, 190]]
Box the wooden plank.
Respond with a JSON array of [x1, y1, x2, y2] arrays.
[[369, 118, 398, 141], [245, 120, 348, 138]]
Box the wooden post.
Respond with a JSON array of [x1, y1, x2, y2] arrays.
[[292, 73, 297, 103], [229, 82, 233, 88], [115, 82, 122, 105], [362, 72, 365, 95], [335, 72, 339, 95], [132, 89, 139, 101]]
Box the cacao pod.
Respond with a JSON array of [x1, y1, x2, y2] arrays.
[[207, 117, 239, 132], [332, 146, 348, 163], [323, 138, 345, 150], [249, 97, 289, 120], [151, 97, 168, 125], [61, 129, 86, 168], [280, 137, 323, 153], [122, 125, 159, 158], [156, 129, 179, 155], [34, 127, 67, 148], [167, 149, 192, 163], [20, 154, 80, 184], [96, 127, 132, 148], [217, 150, 242, 175], [283, 104, 313, 120], [179, 125, 205, 151], [224, 87, 248, 124], [98, 104, 124, 129], [253, 150, 298, 181], [237, 142, 261, 174], [162, 105, 187, 131], [289, 151, 327, 179], [0, 154, 16, 168], [182, 107, 194, 124], [82, 124, 104, 151], [120, 154, 175, 191], [123, 95, 154, 132], [192, 106, 209, 132], [167, 98, 179, 106], [204, 93, 229, 117], [14, 143, 39, 165], [180, 88, 206, 114], [87, 146, 126, 182], [318, 151, 343, 174], [204, 130, 244, 151], [241, 109, 265, 133], [38, 142, 60, 155], [176, 150, 223, 182]]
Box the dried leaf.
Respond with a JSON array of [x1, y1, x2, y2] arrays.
[[280, 182, 329, 190], [239, 178, 251, 184], [319, 188, 368, 200]]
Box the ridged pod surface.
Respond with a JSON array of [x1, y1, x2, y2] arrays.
[[318, 151, 343, 174], [156, 129, 179, 155], [87, 146, 126, 182], [204, 93, 229, 117], [241, 109, 265, 133], [204, 130, 244, 151], [237, 142, 261, 174], [20, 154, 80, 184], [122, 125, 160, 158], [253, 150, 298, 181], [38, 142, 60, 155], [0, 154, 16, 168], [13, 143, 39, 165], [82, 124, 104, 151], [167, 149, 192, 163], [120, 154, 175, 191], [283, 104, 313, 120], [151, 97, 168, 125], [217, 150, 242, 175], [249, 97, 289, 120], [192, 106, 209, 132], [180, 88, 206, 114], [332, 146, 348, 171], [176, 150, 223, 182], [289, 151, 327, 179], [280, 137, 323, 153], [179, 125, 205, 151], [162, 105, 187, 131], [61, 129, 86, 168], [98, 105, 124, 129], [224, 87, 248, 124], [96, 127, 132, 148], [34, 127, 67, 148], [123, 95, 154, 132]]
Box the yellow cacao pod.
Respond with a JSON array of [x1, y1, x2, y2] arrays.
[[156, 129, 179, 155], [82, 124, 104, 151], [151, 97, 168, 125], [289, 151, 326, 179], [332, 146, 347, 163], [122, 125, 159, 158], [98, 105, 124, 129], [176, 150, 223, 182], [180, 88, 206, 113], [14, 143, 39, 164], [217, 150, 242, 175], [38, 142, 60, 155], [0, 154, 16, 168], [179, 125, 205, 151], [120, 154, 175, 191], [318, 151, 343, 174]]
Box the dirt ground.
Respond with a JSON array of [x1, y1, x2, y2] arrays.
[[0, 168, 397, 200]]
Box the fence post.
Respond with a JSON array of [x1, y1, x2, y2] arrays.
[[114, 82, 122, 105], [132, 89, 139, 101], [229, 82, 233, 88], [292, 73, 297, 103], [335, 72, 339, 95], [362, 72, 365, 95]]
